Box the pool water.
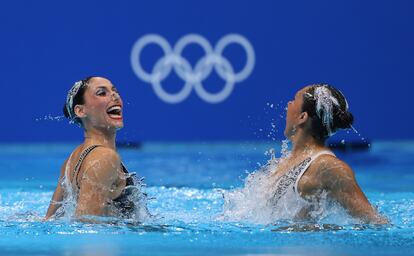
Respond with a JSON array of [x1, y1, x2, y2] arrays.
[[0, 141, 413, 255]]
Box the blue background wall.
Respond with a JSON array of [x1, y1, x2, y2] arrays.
[[0, 0, 413, 142]]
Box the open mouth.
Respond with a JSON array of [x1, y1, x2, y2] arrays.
[[107, 105, 123, 119]]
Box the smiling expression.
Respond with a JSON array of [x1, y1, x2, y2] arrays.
[[77, 77, 124, 131]]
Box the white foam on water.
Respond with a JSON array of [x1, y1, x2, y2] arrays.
[[220, 139, 356, 225]]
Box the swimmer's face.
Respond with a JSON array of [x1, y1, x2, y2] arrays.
[[284, 87, 308, 138], [76, 77, 124, 131]]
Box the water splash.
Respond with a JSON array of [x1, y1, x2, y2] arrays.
[[280, 139, 291, 159], [257, 101, 285, 141], [48, 156, 152, 223], [35, 114, 65, 122], [219, 139, 286, 224], [51, 155, 78, 221], [220, 139, 356, 225], [350, 125, 370, 146]]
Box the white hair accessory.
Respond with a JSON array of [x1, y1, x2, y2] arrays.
[[65, 80, 85, 121], [313, 85, 340, 136]]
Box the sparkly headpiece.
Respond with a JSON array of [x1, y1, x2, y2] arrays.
[[306, 85, 347, 136], [65, 80, 87, 121]]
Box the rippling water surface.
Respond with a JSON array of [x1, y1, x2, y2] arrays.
[[0, 142, 413, 255]]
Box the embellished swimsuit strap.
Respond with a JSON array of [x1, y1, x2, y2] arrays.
[[120, 162, 128, 174], [72, 145, 102, 190], [293, 150, 336, 197]]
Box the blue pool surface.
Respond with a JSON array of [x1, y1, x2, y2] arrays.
[[0, 141, 413, 255]]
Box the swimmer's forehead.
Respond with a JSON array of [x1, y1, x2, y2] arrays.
[[294, 86, 311, 98], [88, 77, 117, 90]]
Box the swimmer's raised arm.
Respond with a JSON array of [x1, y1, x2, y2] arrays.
[[44, 159, 68, 220], [75, 148, 120, 218], [318, 156, 388, 224]]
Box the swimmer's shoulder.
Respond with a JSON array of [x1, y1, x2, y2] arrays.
[[309, 154, 355, 188], [83, 146, 120, 166], [80, 146, 121, 180]]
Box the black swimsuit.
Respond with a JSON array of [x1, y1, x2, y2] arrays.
[[71, 145, 136, 218]]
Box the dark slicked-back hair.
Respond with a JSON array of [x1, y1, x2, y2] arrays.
[[302, 83, 354, 142], [63, 76, 95, 126]]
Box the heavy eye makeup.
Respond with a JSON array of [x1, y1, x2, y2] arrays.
[[95, 86, 120, 97], [96, 88, 107, 96]]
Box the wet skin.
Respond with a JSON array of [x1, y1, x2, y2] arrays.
[[273, 86, 388, 224], [45, 77, 131, 220]]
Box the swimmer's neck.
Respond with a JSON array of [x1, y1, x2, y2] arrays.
[[83, 129, 116, 150], [290, 130, 325, 156]]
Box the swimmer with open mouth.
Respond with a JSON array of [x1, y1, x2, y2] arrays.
[[45, 76, 148, 221]]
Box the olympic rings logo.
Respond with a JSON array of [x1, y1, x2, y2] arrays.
[[130, 34, 255, 104]]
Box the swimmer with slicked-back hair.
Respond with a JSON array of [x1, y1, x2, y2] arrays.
[[45, 76, 148, 221], [268, 83, 388, 224], [232, 83, 389, 225]]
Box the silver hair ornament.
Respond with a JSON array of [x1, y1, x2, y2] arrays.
[[65, 81, 84, 121], [313, 86, 340, 136]]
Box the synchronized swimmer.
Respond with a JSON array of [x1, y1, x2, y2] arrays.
[[222, 83, 388, 224], [45, 78, 387, 224], [270, 84, 387, 224], [45, 76, 147, 221]]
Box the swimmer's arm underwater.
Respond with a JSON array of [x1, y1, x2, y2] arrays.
[[44, 160, 68, 220], [319, 158, 389, 224]]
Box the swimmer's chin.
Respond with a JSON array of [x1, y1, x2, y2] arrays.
[[112, 123, 124, 131], [98, 122, 124, 131], [114, 120, 124, 130], [106, 119, 124, 130]]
